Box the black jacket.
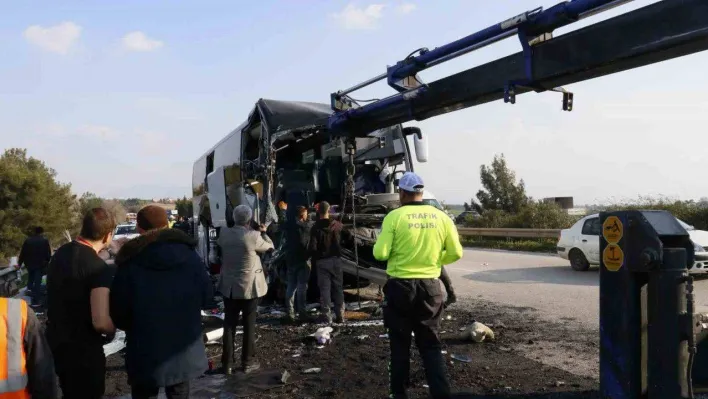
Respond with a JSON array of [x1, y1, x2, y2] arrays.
[[110, 229, 213, 387], [286, 220, 312, 264], [308, 219, 343, 261], [18, 235, 51, 270]]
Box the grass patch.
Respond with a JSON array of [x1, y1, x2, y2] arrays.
[[461, 237, 557, 253]]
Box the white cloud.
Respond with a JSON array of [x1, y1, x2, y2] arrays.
[[332, 4, 385, 30], [121, 31, 164, 52], [396, 3, 417, 14], [23, 21, 82, 55]]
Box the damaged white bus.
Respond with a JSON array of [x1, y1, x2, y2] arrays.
[[191, 99, 438, 295]]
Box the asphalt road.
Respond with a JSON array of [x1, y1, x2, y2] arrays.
[[445, 248, 708, 378], [447, 248, 708, 328]]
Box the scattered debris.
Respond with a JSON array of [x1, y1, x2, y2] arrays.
[[356, 335, 369, 340], [460, 321, 495, 343], [303, 368, 321, 374], [103, 330, 126, 357], [345, 301, 377, 311], [346, 320, 384, 327], [204, 328, 224, 344], [450, 354, 472, 363], [312, 327, 334, 345], [555, 381, 566, 387]]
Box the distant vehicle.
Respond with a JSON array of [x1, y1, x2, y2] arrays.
[[113, 224, 140, 242], [455, 210, 481, 225], [557, 214, 708, 273]]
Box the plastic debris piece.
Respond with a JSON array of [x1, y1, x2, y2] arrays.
[[316, 345, 325, 349], [292, 354, 301, 358], [445, 315, 452, 321], [356, 335, 369, 340], [451, 354, 472, 363], [379, 334, 389, 339], [104, 330, 126, 356], [281, 370, 291, 384], [423, 384, 429, 388], [303, 368, 321, 374], [441, 351, 448, 355], [310, 327, 334, 345]]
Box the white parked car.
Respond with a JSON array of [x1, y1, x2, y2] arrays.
[[113, 224, 140, 242], [557, 214, 708, 273]]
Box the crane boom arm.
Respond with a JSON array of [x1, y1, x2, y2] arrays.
[[328, 0, 708, 137]]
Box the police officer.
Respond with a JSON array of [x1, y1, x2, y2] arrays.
[[373, 172, 463, 399]]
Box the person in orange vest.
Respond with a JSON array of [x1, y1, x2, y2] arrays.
[[0, 297, 58, 398]]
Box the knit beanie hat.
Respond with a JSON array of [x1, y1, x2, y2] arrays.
[[137, 205, 169, 231]]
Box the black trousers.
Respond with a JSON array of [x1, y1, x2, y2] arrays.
[[131, 381, 190, 399], [27, 267, 44, 304], [383, 278, 451, 399], [222, 297, 259, 368], [52, 344, 106, 399]]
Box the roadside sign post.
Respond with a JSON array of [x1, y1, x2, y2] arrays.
[[599, 210, 696, 398]]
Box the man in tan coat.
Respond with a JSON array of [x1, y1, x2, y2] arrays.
[[216, 205, 274, 374]]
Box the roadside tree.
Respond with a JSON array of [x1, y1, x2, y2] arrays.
[[175, 196, 193, 218], [0, 149, 76, 263], [474, 154, 529, 213]]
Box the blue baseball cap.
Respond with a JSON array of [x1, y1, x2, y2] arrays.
[[399, 172, 425, 193]]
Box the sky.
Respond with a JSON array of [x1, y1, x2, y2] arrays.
[[1, 0, 707, 205]]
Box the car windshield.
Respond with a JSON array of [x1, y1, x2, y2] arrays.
[[115, 225, 137, 235]]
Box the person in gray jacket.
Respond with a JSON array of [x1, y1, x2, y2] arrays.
[[216, 205, 274, 375]]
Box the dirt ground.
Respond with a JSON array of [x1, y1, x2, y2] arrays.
[[92, 288, 601, 399]]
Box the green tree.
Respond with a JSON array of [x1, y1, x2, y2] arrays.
[[175, 196, 193, 218], [77, 192, 103, 219], [0, 149, 76, 263], [121, 198, 149, 213], [475, 154, 529, 213]]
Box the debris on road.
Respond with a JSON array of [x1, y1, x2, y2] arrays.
[[311, 327, 334, 345], [461, 321, 495, 343], [450, 353, 472, 363], [345, 301, 378, 311], [104, 330, 126, 357], [303, 367, 322, 374], [98, 299, 600, 398]]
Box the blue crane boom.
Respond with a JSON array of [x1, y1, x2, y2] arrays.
[[328, 0, 708, 137]]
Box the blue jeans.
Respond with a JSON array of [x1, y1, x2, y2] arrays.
[[285, 261, 310, 317]]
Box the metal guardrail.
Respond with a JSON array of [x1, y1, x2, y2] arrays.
[[456, 227, 561, 239], [340, 227, 561, 285]]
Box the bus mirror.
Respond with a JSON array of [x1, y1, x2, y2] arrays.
[[413, 131, 428, 163]]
